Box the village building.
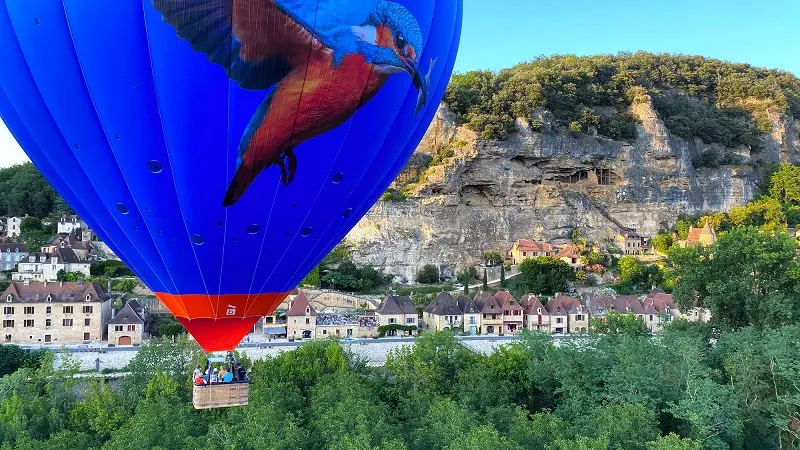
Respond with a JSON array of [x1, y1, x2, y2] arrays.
[[376, 295, 418, 336], [0, 243, 28, 271], [44, 234, 93, 260], [57, 215, 87, 235], [316, 313, 379, 338], [519, 294, 550, 331], [545, 294, 588, 333], [554, 244, 582, 269], [615, 231, 650, 255], [0, 280, 112, 345], [5, 217, 23, 238], [494, 291, 524, 334], [680, 222, 717, 248], [509, 239, 557, 265], [107, 299, 151, 346], [472, 291, 504, 335], [423, 292, 463, 332], [13, 246, 91, 282], [286, 292, 317, 340]]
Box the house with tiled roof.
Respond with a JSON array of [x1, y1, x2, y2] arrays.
[[555, 244, 582, 269], [46, 234, 93, 260], [680, 222, 717, 248], [0, 243, 28, 272], [108, 299, 151, 346], [456, 295, 481, 335], [473, 291, 504, 335], [615, 231, 650, 255], [510, 239, 557, 265], [377, 295, 418, 336], [423, 293, 482, 335], [520, 294, 549, 332], [13, 246, 91, 282], [0, 280, 111, 345], [286, 292, 317, 340], [494, 291, 524, 334], [545, 294, 588, 334]]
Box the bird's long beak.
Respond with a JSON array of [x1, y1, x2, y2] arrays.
[[404, 58, 428, 115]]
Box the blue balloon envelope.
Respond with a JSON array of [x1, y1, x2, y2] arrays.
[[0, 0, 462, 351]]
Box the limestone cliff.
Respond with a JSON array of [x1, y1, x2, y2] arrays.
[[346, 99, 800, 281]]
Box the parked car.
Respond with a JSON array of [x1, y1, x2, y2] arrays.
[[452, 283, 464, 290]]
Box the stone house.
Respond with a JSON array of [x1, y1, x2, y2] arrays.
[[494, 291, 524, 334], [376, 295, 418, 336], [5, 217, 23, 238], [13, 247, 91, 282], [0, 280, 111, 345], [57, 215, 86, 235], [0, 243, 28, 272], [680, 222, 717, 248], [107, 299, 150, 346], [457, 295, 481, 335], [473, 291, 504, 335], [45, 234, 93, 260], [316, 313, 379, 339], [545, 294, 587, 334], [519, 294, 549, 331], [615, 231, 650, 255], [286, 292, 317, 340], [554, 244, 582, 269], [423, 292, 463, 332], [509, 239, 556, 265]]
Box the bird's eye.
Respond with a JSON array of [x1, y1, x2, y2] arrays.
[[394, 31, 407, 50]]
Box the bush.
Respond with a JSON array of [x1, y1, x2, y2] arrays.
[[415, 264, 440, 284], [377, 324, 416, 337], [380, 188, 406, 202]]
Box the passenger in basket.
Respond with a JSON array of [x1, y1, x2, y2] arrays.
[[222, 368, 233, 383], [210, 368, 218, 383]]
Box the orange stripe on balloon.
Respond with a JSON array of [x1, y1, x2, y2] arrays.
[[155, 292, 289, 352]]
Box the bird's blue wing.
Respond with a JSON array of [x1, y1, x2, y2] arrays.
[[152, 0, 292, 90], [274, 0, 381, 35]]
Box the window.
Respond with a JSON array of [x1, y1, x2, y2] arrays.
[[63, 306, 73, 314], [84, 318, 91, 326], [82, 305, 93, 314], [23, 320, 33, 327], [322, 330, 327, 335], [2, 320, 13, 328], [5, 295, 11, 303], [46, 306, 51, 314], [649, 315, 654, 321], [127, 325, 135, 331], [575, 314, 584, 321], [85, 294, 91, 302], [3, 307, 13, 315], [62, 319, 73, 327], [83, 333, 90, 341], [24, 307, 34, 315], [45, 319, 51, 327], [114, 325, 123, 332], [46, 295, 52, 302], [406, 317, 415, 324], [389, 318, 396, 324], [305, 318, 310, 324], [3, 335, 9, 342], [556, 318, 563, 324]]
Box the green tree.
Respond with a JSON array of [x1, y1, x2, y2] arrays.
[[300, 266, 320, 287], [517, 257, 574, 296], [483, 268, 488, 290], [590, 312, 649, 336], [646, 434, 701, 450], [769, 164, 800, 204], [69, 379, 127, 442], [416, 264, 440, 284], [0, 163, 62, 218], [110, 279, 136, 293], [651, 233, 674, 253], [500, 265, 506, 288], [670, 227, 800, 330], [18, 217, 42, 234], [484, 251, 503, 267]]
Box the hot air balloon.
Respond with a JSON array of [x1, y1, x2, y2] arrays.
[[0, 0, 461, 360]]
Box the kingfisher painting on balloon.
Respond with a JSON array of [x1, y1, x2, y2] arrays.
[[0, 0, 462, 352]]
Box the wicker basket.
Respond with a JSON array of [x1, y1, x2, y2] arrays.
[[192, 382, 249, 409]]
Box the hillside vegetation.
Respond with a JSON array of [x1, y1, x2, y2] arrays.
[[444, 52, 800, 147]]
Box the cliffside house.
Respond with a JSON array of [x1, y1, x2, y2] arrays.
[[376, 295, 418, 335], [45, 234, 93, 260], [519, 294, 550, 331], [473, 291, 504, 335], [554, 244, 582, 269], [510, 239, 556, 265], [57, 215, 87, 235], [494, 291, 524, 334], [13, 247, 91, 282], [286, 292, 317, 340], [615, 231, 650, 255], [0, 243, 28, 272], [0, 280, 111, 345], [681, 222, 717, 248], [107, 299, 151, 346]]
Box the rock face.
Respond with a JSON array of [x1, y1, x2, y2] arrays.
[[346, 100, 800, 281]]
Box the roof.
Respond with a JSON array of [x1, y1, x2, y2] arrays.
[[455, 295, 480, 314], [473, 291, 502, 313], [545, 294, 583, 315], [378, 295, 417, 315], [286, 292, 316, 316], [424, 292, 455, 315], [519, 294, 547, 314], [108, 302, 145, 325], [1, 280, 109, 303], [686, 222, 716, 246], [0, 243, 28, 253], [513, 239, 555, 253], [494, 291, 523, 311], [555, 244, 580, 260], [20, 247, 88, 265]]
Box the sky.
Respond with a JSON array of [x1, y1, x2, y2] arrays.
[[2, 0, 799, 168]]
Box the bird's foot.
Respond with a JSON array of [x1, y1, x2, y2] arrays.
[[275, 149, 297, 186]]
